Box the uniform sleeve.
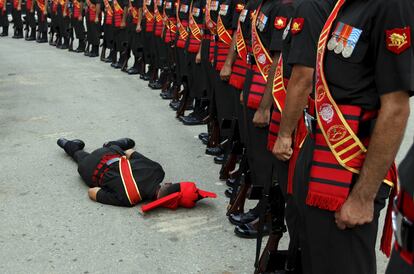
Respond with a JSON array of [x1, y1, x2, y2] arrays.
[[96, 188, 129, 206], [269, 3, 291, 52], [374, 0, 414, 97], [287, 1, 327, 68]]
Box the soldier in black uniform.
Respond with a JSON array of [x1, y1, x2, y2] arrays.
[[386, 140, 414, 274], [110, 0, 129, 68], [276, 0, 413, 273], [123, 0, 143, 74], [68, 0, 86, 52], [11, 0, 23, 38], [84, 0, 102, 56], [0, 0, 8, 36], [272, 0, 336, 271], [57, 0, 71, 49], [24, 0, 37, 40], [49, 0, 60, 45], [57, 137, 216, 208], [179, 0, 208, 124], [230, 0, 289, 237], [147, 0, 165, 87], [101, 0, 114, 61], [35, 0, 48, 42]]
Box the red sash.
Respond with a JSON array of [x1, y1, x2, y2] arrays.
[[73, 0, 82, 19], [0, 0, 4, 10], [229, 55, 250, 90], [36, 0, 46, 14], [113, 0, 123, 27], [217, 15, 232, 45], [119, 156, 142, 205], [251, 5, 273, 81], [188, 5, 201, 41], [176, 0, 188, 42], [205, 0, 217, 35], [103, 0, 113, 24], [311, 0, 396, 256], [154, 2, 162, 22], [86, 0, 97, 22], [26, 0, 33, 10], [235, 19, 247, 62], [143, 1, 154, 22], [52, 0, 58, 14]]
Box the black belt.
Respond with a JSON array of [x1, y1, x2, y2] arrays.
[[393, 197, 414, 252]]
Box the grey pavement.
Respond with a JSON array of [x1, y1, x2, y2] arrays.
[[0, 37, 413, 274]]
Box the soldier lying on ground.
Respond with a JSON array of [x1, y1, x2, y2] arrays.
[[57, 137, 216, 211]]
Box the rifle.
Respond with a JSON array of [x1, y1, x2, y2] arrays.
[[226, 153, 250, 216], [219, 120, 243, 180], [254, 183, 302, 274], [176, 81, 191, 117]]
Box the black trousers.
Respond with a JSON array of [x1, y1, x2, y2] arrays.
[[25, 10, 36, 30], [114, 27, 128, 53], [71, 17, 85, 40], [12, 9, 23, 29], [36, 6, 47, 32], [155, 36, 167, 69], [386, 248, 414, 274], [103, 23, 114, 49], [0, 9, 8, 28], [187, 51, 207, 99], [294, 136, 390, 274], [86, 21, 100, 46]]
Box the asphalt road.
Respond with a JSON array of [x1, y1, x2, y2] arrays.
[[0, 37, 413, 274]]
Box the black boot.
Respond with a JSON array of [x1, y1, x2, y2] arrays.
[[75, 39, 86, 53], [126, 56, 140, 75], [49, 32, 55, 45], [110, 50, 118, 66], [0, 26, 8, 37], [39, 32, 48, 43], [111, 51, 122, 68], [84, 42, 91, 56], [100, 46, 107, 62], [89, 45, 99, 57], [68, 37, 74, 51], [120, 51, 130, 72], [24, 27, 29, 40], [36, 31, 41, 42], [103, 49, 114, 63], [103, 138, 135, 150], [57, 138, 86, 158], [56, 37, 63, 48], [13, 28, 23, 39], [27, 28, 36, 41], [61, 37, 69, 49]]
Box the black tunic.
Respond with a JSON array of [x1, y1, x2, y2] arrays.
[[77, 146, 165, 207]]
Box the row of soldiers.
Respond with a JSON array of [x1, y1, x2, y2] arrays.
[[1, 0, 413, 273]]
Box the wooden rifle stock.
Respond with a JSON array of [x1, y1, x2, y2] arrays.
[[254, 232, 284, 274], [226, 155, 250, 216], [207, 118, 220, 148]]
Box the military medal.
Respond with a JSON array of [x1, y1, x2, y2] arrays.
[[327, 22, 344, 51], [327, 37, 338, 51], [334, 41, 344, 54], [342, 27, 362, 58]]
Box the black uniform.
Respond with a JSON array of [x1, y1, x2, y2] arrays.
[[25, 0, 37, 40], [35, 0, 48, 42], [294, 0, 414, 274], [112, 0, 129, 64], [85, 0, 102, 55], [386, 141, 414, 274], [242, 0, 287, 190], [125, 0, 143, 71], [0, 0, 9, 36], [11, 0, 23, 38], [74, 146, 165, 207], [69, 0, 86, 51]]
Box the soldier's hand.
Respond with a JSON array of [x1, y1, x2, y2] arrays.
[[30, 8, 34, 12], [334, 193, 374, 230], [136, 24, 142, 32], [220, 63, 231, 81], [17, 5, 21, 11], [240, 91, 244, 105], [120, 21, 126, 28], [253, 108, 270, 128], [195, 51, 201, 64], [94, 17, 99, 23], [78, 16, 82, 21], [273, 136, 293, 161]]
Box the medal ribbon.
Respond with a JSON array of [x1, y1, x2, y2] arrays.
[[235, 18, 247, 62], [176, 0, 189, 40], [189, 1, 202, 41], [251, 5, 273, 81], [217, 15, 232, 45], [143, 1, 154, 21], [205, 0, 217, 35], [271, 55, 287, 112], [103, 0, 113, 16], [154, 1, 162, 22]]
